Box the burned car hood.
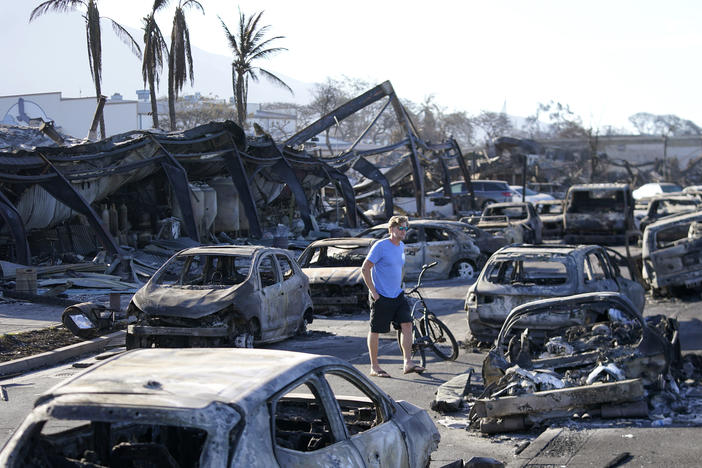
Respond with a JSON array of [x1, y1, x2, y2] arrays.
[[302, 267, 364, 285], [133, 283, 246, 318]]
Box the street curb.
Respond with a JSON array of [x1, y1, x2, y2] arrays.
[[0, 330, 125, 378]]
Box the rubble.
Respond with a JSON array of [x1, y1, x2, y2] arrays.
[[466, 292, 680, 433]]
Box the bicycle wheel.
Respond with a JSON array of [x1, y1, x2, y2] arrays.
[[422, 315, 459, 361], [396, 324, 426, 369]]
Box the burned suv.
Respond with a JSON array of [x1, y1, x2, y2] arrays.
[[126, 245, 314, 348], [465, 244, 645, 342]]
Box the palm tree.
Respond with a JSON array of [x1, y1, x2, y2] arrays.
[[167, 0, 204, 130], [30, 0, 141, 139], [219, 10, 292, 127], [142, 0, 169, 129]]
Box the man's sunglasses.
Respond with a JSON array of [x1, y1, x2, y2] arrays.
[[397, 226, 409, 231]]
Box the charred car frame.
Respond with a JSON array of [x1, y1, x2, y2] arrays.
[[298, 237, 376, 313], [465, 244, 645, 342], [126, 245, 313, 348], [0, 348, 440, 467]]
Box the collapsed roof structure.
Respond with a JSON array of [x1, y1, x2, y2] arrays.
[[0, 81, 474, 266]]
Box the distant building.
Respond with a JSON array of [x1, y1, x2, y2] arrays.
[[247, 103, 297, 138], [0, 91, 137, 138]]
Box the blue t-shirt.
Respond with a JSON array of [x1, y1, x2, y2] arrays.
[[366, 238, 405, 298]]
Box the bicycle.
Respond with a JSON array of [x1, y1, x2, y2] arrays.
[[396, 261, 459, 368]]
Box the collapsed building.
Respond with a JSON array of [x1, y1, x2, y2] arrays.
[[0, 81, 475, 271]]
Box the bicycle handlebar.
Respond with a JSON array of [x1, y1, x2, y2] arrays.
[[408, 261, 438, 294]]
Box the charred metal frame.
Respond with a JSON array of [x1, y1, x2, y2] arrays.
[[0, 80, 474, 264]]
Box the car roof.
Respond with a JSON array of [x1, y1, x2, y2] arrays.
[[484, 202, 531, 208], [493, 244, 596, 256], [474, 179, 509, 184], [40, 348, 345, 410], [307, 237, 376, 247], [366, 219, 466, 230], [176, 245, 285, 257], [569, 183, 629, 191], [646, 209, 702, 230]]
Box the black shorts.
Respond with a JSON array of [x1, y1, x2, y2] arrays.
[[369, 292, 412, 333]]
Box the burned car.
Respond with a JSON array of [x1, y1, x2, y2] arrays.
[[563, 183, 636, 244], [126, 245, 314, 348], [638, 194, 701, 232], [358, 219, 483, 280], [474, 201, 543, 244], [0, 348, 440, 467], [298, 237, 376, 313], [465, 244, 645, 342], [471, 292, 678, 433], [642, 209, 702, 294], [534, 199, 564, 239]]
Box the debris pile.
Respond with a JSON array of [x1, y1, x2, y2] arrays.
[[437, 293, 693, 434]]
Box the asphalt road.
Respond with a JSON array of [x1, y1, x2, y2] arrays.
[[2, 278, 702, 466]]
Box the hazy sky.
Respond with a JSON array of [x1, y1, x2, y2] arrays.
[[6, 0, 702, 132]]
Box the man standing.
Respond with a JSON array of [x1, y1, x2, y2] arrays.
[[361, 216, 424, 377]]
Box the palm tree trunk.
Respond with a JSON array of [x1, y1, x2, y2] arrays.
[[235, 71, 245, 126], [94, 75, 106, 139], [168, 53, 176, 130], [148, 68, 159, 129]]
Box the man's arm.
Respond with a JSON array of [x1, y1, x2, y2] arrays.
[[361, 259, 379, 300]]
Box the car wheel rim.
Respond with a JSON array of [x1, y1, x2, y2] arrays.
[[457, 262, 474, 279]]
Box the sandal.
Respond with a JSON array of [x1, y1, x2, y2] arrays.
[[369, 369, 391, 378], [403, 364, 425, 374]]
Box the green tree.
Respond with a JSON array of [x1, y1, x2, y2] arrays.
[[30, 0, 141, 139], [142, 0, 169, 129], [168, 0, 204, 131], [219, 9, 292, 126]]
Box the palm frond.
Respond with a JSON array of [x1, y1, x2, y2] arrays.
[[85, 1, 101, 85], [153, 0, 169, 12], [258, 68, 294, 95], [29, 0, 84, 22], [218, 16, 240, 56], [107, 17, 142, 59], [183, 0, 205, 14]]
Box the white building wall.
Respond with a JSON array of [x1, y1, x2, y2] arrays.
[[0, 91, 137, 138]]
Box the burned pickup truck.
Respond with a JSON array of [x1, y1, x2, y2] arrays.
[[642, 209, 702, 294], [563, 183, 637, 244], [471, 292, 679, 433], [126, 245, 314, 348]]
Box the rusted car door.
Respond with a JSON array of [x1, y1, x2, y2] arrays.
[[258, 254, 286, 340], [403, 227, 425, 278], [423, 226, 458, 279], [276, 253, 304, 335]]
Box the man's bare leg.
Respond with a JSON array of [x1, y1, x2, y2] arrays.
[[367, 331, 386, 374], [400, 321, 423, 372]]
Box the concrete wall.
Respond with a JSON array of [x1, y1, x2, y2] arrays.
[[0, 91, 138, 138], [541, 135, 702, 168]]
